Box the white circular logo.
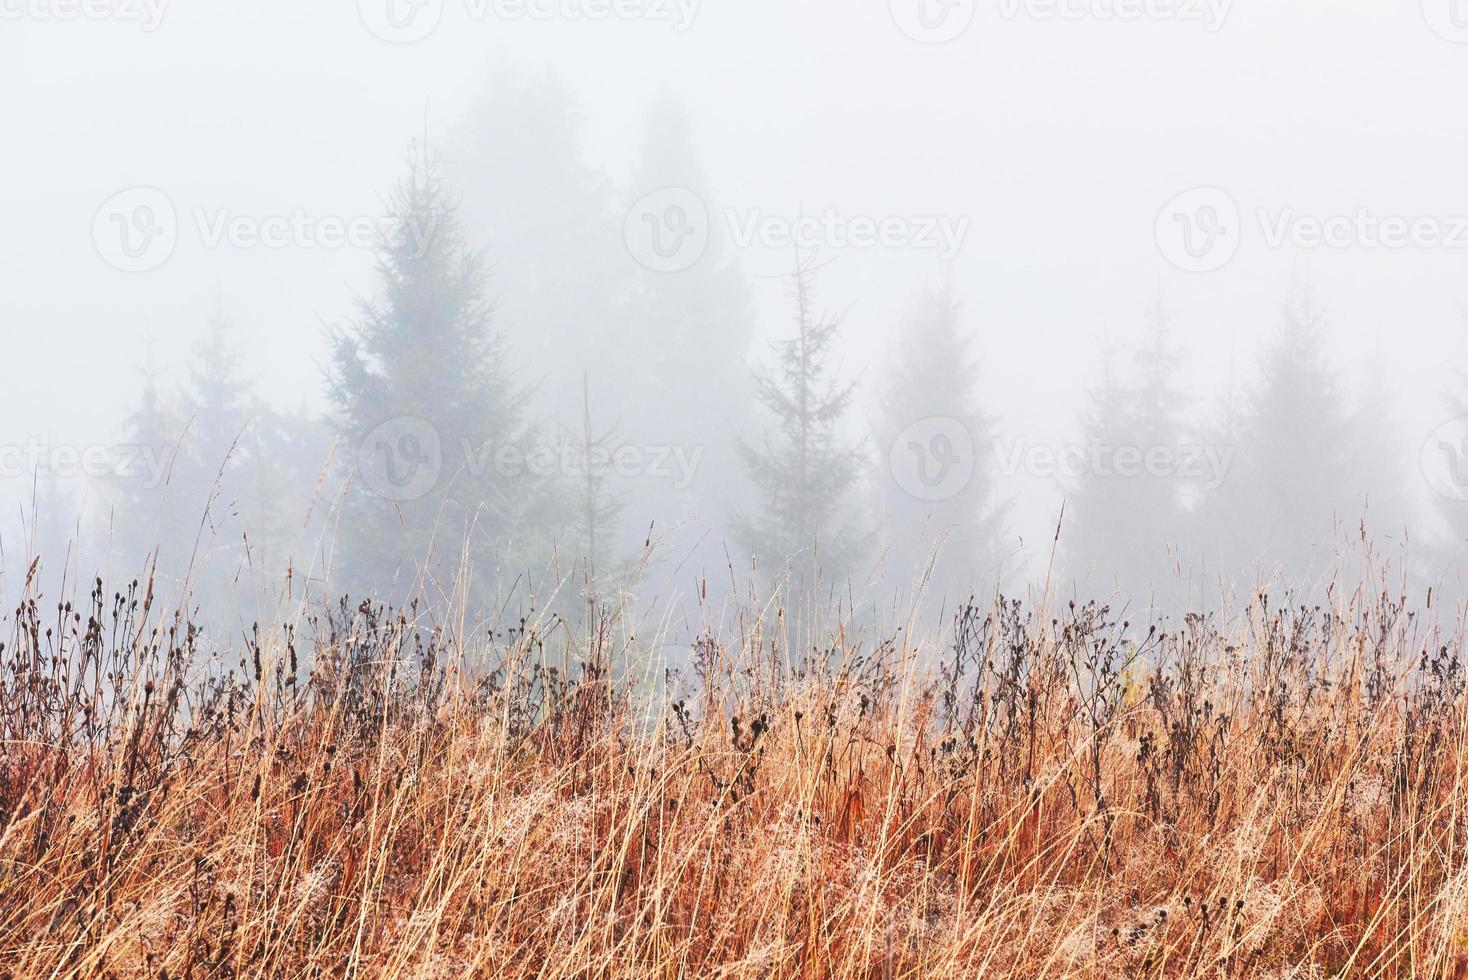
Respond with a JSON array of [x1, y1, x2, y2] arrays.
[[93, 187, 177, 273], [1423, 417, 1468, 501], [891, 416, 975, 502], [1155, 186, 1241, 273], [624, 187, 710, 273], [1422, 0, 1468, 43], [358, 417, 443, 502], [357, 0, 443, 43], [891, 0, 975, 43]]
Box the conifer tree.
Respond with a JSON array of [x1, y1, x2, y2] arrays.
[[614, 93, 758, 604], [569, 375, 625, 590], [1434, 342, 1468, 560], [109, 344, 181, 580], [26, 471, 80, 593], [735, 252, 866, 589], [1344, 343, 1411, 553], [175, 302, 254, 585], [1063, 307, 1190, 604], [326, 146, 566, 605], [1200, 290, 1358, 582], [875, 286, 1005, 603]]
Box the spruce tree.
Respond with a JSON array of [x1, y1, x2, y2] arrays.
[[26, 471, 80, 593], [735, 252, 866, 589], [614, 94, 758, 606], [447, 71, 622, 382], [184, 301, 252, 480], [875, 286, 1004, 603], [1200, 290, 1356, 583], [1434, 343, 1468, 560], [1344, 343, 1411, 554], [326, 146, 565, 606], [109, 344, 181, 580], [175, 302, 254, 586], [237, 404, 327, 606], [569, 375, 625, 590], [1063, 307, 1190, 605]]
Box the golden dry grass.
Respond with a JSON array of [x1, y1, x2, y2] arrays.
[[3, 576, 1468, 978]]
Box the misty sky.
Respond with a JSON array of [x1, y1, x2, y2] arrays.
[[3, 0, 1467, 580]]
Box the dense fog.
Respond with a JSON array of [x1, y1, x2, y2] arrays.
[[4, 1, 1467, 633]]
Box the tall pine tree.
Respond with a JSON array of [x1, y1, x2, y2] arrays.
[[108, 343, 181, 582], [1435, 336, 1468, 563], [735, 252, 866, 590], [1063, 306, 1191, 606], [567, 375, 625, 591], [612, 93, 758, 607], [327, 146, 566, 608], [1199, 290, 1358, 584], [875, 286, 1005, 604], [174, 301, 254, 593]]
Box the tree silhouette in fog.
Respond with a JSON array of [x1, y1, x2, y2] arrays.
[[326, 148, 568, 607], [875, 285, 1005, 605], [735, 252, 866, 591], [1199, 290, 1370, 584], [1063, 305, 1190, 607], [109, 344, 178, 580]]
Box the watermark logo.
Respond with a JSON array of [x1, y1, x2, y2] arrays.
[[727, 208, 969, 261], [0, 0, 169, 30], [1257, 209, 1468, 251], [891, 0, 975, 43], [1423, 417, 1468, 501], [995, 438, 1235, 489], [1423, 0, 1468, 42], [354, 416, 704, 500], [500, 442, 703, 488], [0, 443, 173, 487], [92, 187, 439, 272], [358, 0, 443, 42], [625, 189, 971, 271], [1156, 186, 1240, 273], [359, 0, 698, 41], [358, 417, 443, 502], [191, 208, 430, 252], [625, 187, 710, 273], [891, 417, 976, 502], [93, 187, 178, 273], [1157, 186, 1468, 272], [995, 0, 1230, 30], [487, 0, 699, 30], [0, 440, 173, 488]]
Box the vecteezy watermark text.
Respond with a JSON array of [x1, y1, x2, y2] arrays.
[[357, 0, 699, 43], [1256, 210, 1468, 251], [996, 0, 1231, 30], [726, 210, 969, 260], [0, 440, 173, 488], [994, 438, 1235, 489], [1157, 186, 1468, 273], [0, 0, 167, 29], [357, 417, 703, 502], [93, 187, 437, 273], [887, 417, 1235, 503], [889, 0, 1229, 42], [624, 188, 970, 273]]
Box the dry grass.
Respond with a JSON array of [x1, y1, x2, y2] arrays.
[[3, 568, 1468, 978]]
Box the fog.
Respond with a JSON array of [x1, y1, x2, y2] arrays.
[[4, 0, 1467, 629]]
